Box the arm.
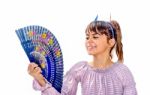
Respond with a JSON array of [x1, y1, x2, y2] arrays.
[[123, 83, 137, 95], [33, 80, 60, 95], [28, 63, 60, 95], [122, 66, 137, 95], [33, 70, 79, 95], [31, 62, 83, 95]]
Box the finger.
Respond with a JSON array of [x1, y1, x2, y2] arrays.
[[31, 63, 38, 68], [35, 73, 44, 80], [39, 74, 44, 79], [31, 63, 38, 71], [28, 63, 38, 74], [36, 67, 42, 74], [28, 64, 33, 73], [33, 67, 41, 73]]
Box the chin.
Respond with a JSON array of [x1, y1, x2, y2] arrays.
[[87, 52, 96, 55]]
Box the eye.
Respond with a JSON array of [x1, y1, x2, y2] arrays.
[[86, 36, 89, 40], [93, 36, 99, 39]]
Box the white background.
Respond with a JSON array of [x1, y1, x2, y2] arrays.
[[0, 0, 149, 95]]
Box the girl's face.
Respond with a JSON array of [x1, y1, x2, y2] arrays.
[[85, 31, 112, 56]]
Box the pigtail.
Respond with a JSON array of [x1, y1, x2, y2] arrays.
[[111, 20, 124, 63]]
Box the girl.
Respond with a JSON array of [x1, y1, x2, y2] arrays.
[[28, 20, 137, 95]]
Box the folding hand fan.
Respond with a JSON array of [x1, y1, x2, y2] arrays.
[[16, 25, 63, 93]]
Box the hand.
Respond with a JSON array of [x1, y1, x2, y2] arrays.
[[28, 63, 46, 86], [28, 63, 41, 78]]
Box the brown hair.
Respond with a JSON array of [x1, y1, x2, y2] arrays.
[[85, 20, 124, 63], [110, 20, 123, 63]]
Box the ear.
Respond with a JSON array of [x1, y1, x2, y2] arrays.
[[108, 38, 116, 48]]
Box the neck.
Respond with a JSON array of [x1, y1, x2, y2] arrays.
[[91, 52, 113, 69]]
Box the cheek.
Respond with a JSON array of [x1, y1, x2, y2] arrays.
[[96, 40, 108, 49], [85, 41, 87, 47], [85, 41, 90, 50]]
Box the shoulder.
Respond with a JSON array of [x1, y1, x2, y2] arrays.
[[68, 61, 88, 73], [114, 62, 133, 76], [113, 62, 135, 86], [64, 61, 88, 82], [114, 62, 131, 72], [113, 62, 133, 77]]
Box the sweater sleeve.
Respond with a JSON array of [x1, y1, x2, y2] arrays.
[[118, 64, 137, 95], [33, 61, 86, 95], [33, 80, 60, 95]]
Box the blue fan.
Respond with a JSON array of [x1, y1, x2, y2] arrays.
[[16, 25, 63, 93]]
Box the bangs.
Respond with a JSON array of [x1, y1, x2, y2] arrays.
[[85, 21, 116, 40], [85, 21, 108, 35]]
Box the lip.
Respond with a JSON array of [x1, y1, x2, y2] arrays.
[[87, 46, 96, 51]]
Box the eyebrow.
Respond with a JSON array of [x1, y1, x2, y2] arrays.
[[86, 33, 100, 36]]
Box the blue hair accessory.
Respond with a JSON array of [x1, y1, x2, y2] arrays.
[[108, 13, 115, 39], [94, 14, 115, 39], [94, 15, 98, 21], [107, 23, 115, 39]]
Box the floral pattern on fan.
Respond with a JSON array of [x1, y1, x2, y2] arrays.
[[16, 25, 63, 93]]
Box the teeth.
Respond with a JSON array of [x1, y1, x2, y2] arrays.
[[88, 47, 92, 49], [87, 46, 96, 50], [87, 43, 96, 50]]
